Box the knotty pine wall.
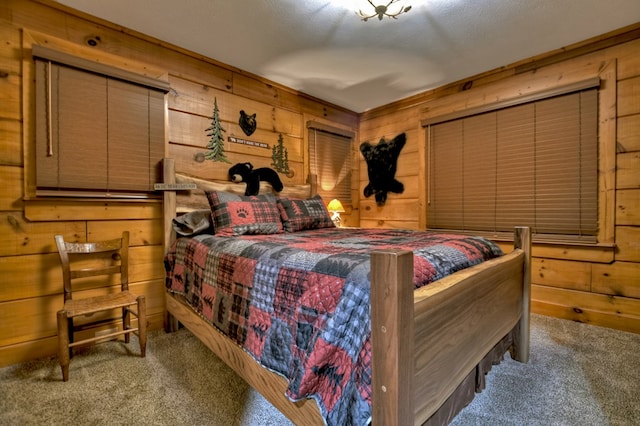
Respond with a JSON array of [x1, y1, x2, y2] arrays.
[[359, 25, 640, 334], [1, 0, 637, 369], [0, 0, 357, 367]]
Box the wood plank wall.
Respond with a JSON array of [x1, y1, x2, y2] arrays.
[[0, 0, 357, 367], [359, 25, 640, 334], [0, 0, 637, 368]]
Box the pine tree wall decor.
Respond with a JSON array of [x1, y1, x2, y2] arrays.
[[204, 98, 231, 163], [271, 133, 291, 176]]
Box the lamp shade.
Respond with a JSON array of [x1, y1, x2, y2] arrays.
[[327, 199, 345, 213]]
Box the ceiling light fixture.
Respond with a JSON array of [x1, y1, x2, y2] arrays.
[[356, 0, 412, 21]]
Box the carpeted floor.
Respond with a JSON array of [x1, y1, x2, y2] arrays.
[[1, 314, 639, 425], [450, 314, 640, 426]]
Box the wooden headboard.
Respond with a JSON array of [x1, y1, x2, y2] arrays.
[[161, 158, 315, 251]]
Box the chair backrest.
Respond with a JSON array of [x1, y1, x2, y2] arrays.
[[55, 231, 130, 302]]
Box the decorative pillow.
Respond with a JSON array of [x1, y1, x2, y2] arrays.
[[277, 195, 335, 232], [172, 209, 214, 237], [205, 190, 282, 236]]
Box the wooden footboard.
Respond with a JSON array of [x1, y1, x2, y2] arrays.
[[371, 227, 530, 425]]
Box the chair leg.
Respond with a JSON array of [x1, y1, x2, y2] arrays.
[[123, 306, 131, 343], [137, 296, 147, 357], [57, 310, 70, 382], [67, 317, 74, 359]]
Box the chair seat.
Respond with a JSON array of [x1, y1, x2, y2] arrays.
[[62, 291, 139, 318]]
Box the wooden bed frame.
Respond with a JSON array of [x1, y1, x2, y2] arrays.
[[160, 158, 531, 425]]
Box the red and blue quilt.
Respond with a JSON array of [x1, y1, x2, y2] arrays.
[[164, 227, 503, 425]]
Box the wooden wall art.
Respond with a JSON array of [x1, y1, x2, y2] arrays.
[[271, 133, 292, 177], [205, 98, 231, 163], [239, 110, 257, 136]]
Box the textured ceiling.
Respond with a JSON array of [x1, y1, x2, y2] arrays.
[[55, 0, 640, 112]]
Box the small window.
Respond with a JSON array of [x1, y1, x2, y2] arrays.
[[308, 122, 353, 203], [33, 46, 169, 198]]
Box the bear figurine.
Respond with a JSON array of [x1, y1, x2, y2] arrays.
[[228, 162, 283, 196]]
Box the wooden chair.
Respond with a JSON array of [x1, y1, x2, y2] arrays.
[[55, 231, 147, 381]]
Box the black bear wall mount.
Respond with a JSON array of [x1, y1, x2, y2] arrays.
[[360, 132, 406, 206], [239, 110, 257, 136]]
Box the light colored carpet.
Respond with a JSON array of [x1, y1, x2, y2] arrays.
[[1, 314, 639, 425], [0, 328, 292, 426], [450, 314, 640, 426]]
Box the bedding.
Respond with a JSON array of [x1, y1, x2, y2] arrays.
[[205, 190, 282, 236], [277, 195, 335, 232], [164, 227, 503, 425], [172, 209, 213, 237]]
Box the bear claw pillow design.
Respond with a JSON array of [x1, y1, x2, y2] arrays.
[[205, 190, 282, 236], [360, 132, 406, 206]]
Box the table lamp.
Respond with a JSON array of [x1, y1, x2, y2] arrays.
[[327, 198, 345, 227]]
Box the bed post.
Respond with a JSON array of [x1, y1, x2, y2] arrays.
[[511, 226, 531, 363], [162, 158, 177, 255], [370, 249, 414, 426], [162, 158, 179, 332]]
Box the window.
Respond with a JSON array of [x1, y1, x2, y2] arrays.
[[308, 122, 354, 203], [424, 82, 599, 244], [33, 45, 169, 197]]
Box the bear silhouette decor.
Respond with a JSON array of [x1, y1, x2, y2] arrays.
[[360, 132, 406, 206], [228, 162, 283, 196]]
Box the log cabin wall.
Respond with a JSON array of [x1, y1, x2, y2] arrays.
[[0, 0, 357, 367], [0, 0, 637, 368], [359, 24, 640, 334]]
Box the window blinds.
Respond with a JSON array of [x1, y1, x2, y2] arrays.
[[427, 88, 598, 243], [308, 123, 353, 202], [34, 48, 167, 197]]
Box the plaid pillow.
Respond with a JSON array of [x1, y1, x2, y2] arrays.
[[277, 195, 335, 232], [205, 191, 282, 236]]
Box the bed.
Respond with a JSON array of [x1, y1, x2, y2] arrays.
[[160, 157, 531, 425]]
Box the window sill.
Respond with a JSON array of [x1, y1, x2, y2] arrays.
[[495, 239, 616, 264], [427, 228, 616, 263], [24, 197, 162, 222]]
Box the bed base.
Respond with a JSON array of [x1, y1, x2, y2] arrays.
[[161, 158, 531, 425], [165, 294, 322, 424]]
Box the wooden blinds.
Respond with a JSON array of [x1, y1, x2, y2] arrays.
[[308, 122, 353, 202], [426, 88, 598, 243], [34, 47, 168, 197]]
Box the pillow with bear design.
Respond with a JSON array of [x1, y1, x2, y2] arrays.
[[205, 190, 282, 236]]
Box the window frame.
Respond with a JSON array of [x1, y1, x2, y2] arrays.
[[31, 45, 170, 199], [421, 71, 617, 247], [307, 120, 355, 205]]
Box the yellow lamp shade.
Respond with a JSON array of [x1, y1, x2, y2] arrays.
[[327, 199, 345, 212]]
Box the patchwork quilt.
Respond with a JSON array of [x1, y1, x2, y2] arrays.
[[164, 227, 503, 425]]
